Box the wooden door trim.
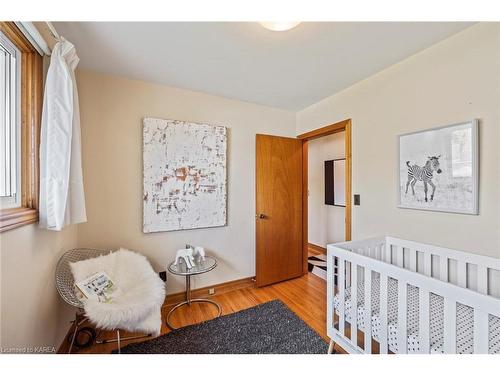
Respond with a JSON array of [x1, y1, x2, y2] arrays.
[[301, 140, 308, 273], [298, 119, 352, 274], [297, 119, 351, 140], [344, 120, 352, 241]]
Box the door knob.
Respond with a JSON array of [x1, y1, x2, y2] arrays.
[[256, 213, 268, 219]]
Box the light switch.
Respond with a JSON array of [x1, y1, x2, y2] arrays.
[[354, 194, 360, 206]]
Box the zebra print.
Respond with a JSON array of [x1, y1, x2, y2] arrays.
[[406, 161, 434, 182], [405, 156, 442, 202]]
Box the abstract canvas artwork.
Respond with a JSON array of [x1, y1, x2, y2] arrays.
[[143, 117, 227, 233], [398, 120, 478, 214]]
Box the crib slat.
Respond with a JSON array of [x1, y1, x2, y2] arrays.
[[418, 289, 430, 353], [397, 281, 407, 353], [443, 299, 457, 353], [473, 309, 489, 354], [385, 243, 392, 264], [409, 249, 417, 272], [351, 262, 358, 347], [364, 267, 372, 354], [457, 261, 467, 288], [379, 274, 389, 354], [396, 246, 404, 268], [423, 252, 432, 277], [439, 256, 448, 282], [477, 265, 488, 295], [338, 258, 346, 335], [327, 254, 334, 335], [346, 261, 351, 288]]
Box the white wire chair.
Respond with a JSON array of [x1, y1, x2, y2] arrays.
[[55, 248, 109, 353], [55, 248, 109, 309], [55, 248, 150, 353]]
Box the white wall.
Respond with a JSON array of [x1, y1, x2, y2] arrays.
[[0, 225, 77, 351], [308, 132, 345, 247], [297, 23, 500, 259], [76, 70, 296, 294]]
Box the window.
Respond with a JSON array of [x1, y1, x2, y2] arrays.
[[0, 31, 21, 209], [451, 127, 473, 178], [0, 22, 43, 232]]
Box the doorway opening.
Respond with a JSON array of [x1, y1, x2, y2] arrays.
[[297, 119, 352, 278]]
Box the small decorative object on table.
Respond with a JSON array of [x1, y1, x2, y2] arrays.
[[193, 246, 205, 261], [173, 247, 195, 269], [166, 253, 221, 329]]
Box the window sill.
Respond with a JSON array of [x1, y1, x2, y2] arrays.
[[0, 207, 38, 232]]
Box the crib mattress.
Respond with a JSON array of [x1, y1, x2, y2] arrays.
[[333, 276, 500, 354]]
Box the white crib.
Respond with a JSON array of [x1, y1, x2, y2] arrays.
[[327, 236, 500, 354]]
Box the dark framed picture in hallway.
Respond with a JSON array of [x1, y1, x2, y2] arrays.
[[398, 120, 479, 214], [325, 158, 346, 207]]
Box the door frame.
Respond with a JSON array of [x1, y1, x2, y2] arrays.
[[297, 119, 352, 274]]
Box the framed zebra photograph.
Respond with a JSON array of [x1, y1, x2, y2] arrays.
[[398, 120, 479, 215]]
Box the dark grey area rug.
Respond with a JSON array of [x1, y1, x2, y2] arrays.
[[115, 299, 328, 354]]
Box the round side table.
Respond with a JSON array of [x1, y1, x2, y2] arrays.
[[166, 255, 222, 329]]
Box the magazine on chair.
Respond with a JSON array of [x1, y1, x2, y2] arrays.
[[75, 271, 117, 303]]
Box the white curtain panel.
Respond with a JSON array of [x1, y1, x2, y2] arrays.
[[39, 39, 86, 231]]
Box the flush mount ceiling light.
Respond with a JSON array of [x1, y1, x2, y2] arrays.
[[259, 22, 301, 31]]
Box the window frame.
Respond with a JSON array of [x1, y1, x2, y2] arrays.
[[0, 31, 22, 209], [0, 22, 43, 232]]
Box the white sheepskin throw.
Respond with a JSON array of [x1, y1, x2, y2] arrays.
[[70, 248, 166, 336]]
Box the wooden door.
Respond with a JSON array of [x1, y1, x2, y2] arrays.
[[256, 134, 304, 287]]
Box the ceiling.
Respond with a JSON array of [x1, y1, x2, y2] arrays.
[[54, 22, 473, 111]]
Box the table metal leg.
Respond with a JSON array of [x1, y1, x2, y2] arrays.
[[166, 274, 222, 330]]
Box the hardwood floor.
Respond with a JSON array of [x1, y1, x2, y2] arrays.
[[58, 272, 342, 354]]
